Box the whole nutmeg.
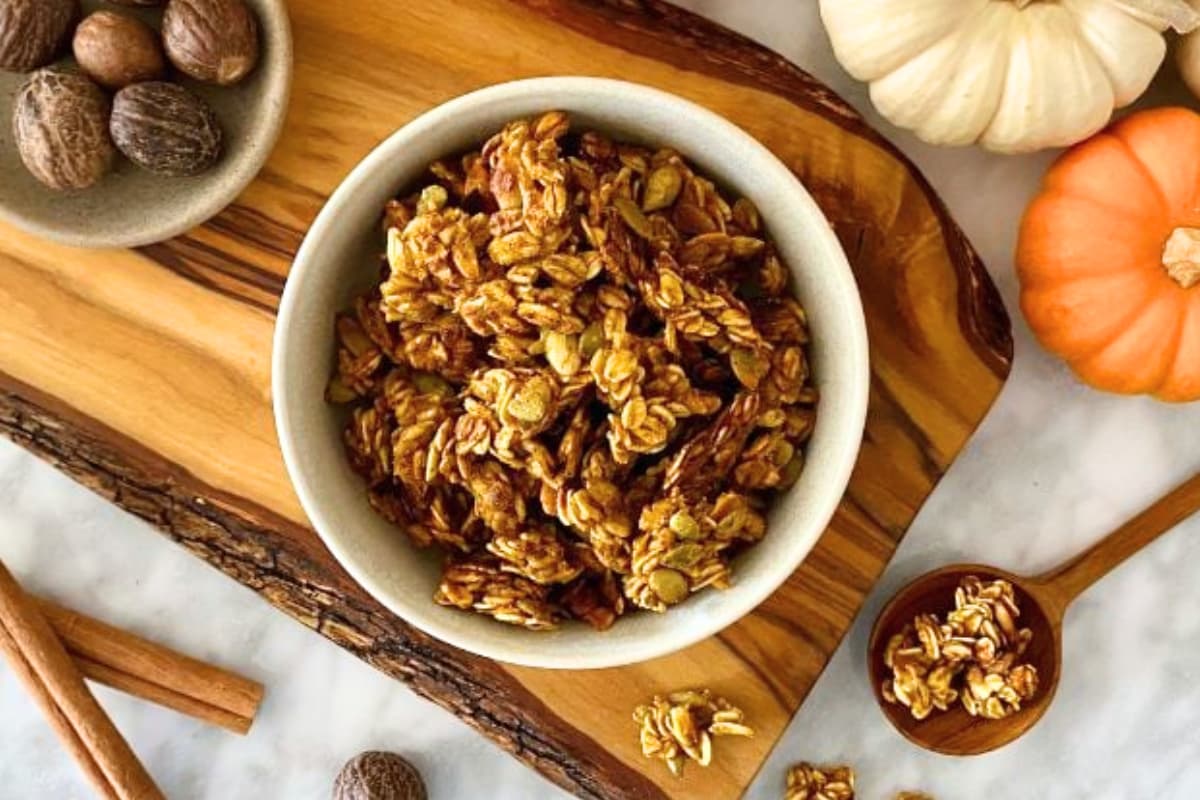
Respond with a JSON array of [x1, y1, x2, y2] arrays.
[[162, 0, 259, 86], [333, 752, 427, 800], [0, 0, 79, 72], [13, 68, 115, 191], [108, 0, 164, 5], [73, 11, 165, 90], [110, 82, 222, 176]]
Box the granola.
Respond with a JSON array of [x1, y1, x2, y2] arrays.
[[633, 689, 753, 776], [785, 763, 855, 800], [784, 763, 933, 800], [330, 112, 817, 630], [881, 576, 1039, 721]]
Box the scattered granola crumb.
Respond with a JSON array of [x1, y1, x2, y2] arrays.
[[784, 762, 932, 800], [633, 689, 753, 776], [785, 762, 854, 800]]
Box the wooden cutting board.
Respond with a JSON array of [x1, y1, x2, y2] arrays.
[[0, 1, 1012, 797]]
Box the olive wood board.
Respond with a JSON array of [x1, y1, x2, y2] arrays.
[[0, 1, 1012, 798]]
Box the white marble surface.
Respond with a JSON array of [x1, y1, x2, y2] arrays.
[[3, 2, 1200, 798]]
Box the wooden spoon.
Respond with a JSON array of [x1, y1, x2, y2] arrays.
[[868, 470, 1200, 755]]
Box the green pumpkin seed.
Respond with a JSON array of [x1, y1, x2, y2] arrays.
[[772, 439, 795, 466], [413, 373, 453, 397], [507, 380, 551, 423], [780, 452, 805, 488], [668, 510, 701, 540], [715, 512, 742, 539], [417, 184, 448, 215], [579, 322, 604, 359], [662, 543, 704, 570], [649, 568, 689, 605], [642, 165, 684, 212]]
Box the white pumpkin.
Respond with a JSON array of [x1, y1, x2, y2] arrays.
[[819, 0, 1200, 154], [1178, 0, 1200, 98]]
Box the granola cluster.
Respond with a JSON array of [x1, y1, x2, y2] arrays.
[[330, 111, 816, 630], [785, 763, 931, 800], [881, 576, 1039, 721], [786, 763, 855, 800], [633, 689, 753, 776]]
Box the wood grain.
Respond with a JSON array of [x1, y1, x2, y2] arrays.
[[0, 1, 1012, 797]]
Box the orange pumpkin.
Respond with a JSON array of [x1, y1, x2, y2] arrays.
[[1017, 107, 1200, 402]]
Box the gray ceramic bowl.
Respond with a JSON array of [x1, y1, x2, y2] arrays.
[[274, 77, 870, 669], [0, 0, 292, 248]]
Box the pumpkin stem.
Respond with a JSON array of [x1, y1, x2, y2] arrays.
[[1162, 228, 1200, 289]]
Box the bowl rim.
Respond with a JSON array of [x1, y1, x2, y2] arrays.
[[274, 76, 870, 668], [0, 0, 294, 249]]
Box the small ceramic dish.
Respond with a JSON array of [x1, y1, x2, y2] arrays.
[[0, 0, 292, 248], [273, 77, 869, 669]]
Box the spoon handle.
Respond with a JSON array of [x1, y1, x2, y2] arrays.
[[1035, 471, 1200, 611]]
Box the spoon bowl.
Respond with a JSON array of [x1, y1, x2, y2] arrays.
[[868, 564, 1062, 755], [868, 471, 1200, 755]]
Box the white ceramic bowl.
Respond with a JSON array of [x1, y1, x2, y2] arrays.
[[274, 77, 869, 669]]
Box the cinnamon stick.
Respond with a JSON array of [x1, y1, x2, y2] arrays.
[[0, 559, 164, 800], [75, 654, 257, 735], [0, 621, 117, 800], [36, 597, 263, 734]]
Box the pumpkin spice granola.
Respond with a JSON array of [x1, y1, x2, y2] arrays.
[[329, 111, 817, 630], [785, 763, 855, 800], [784, 762, 932, 800], [881, 576, 1039, 721], [633, 689, 753, 777]]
